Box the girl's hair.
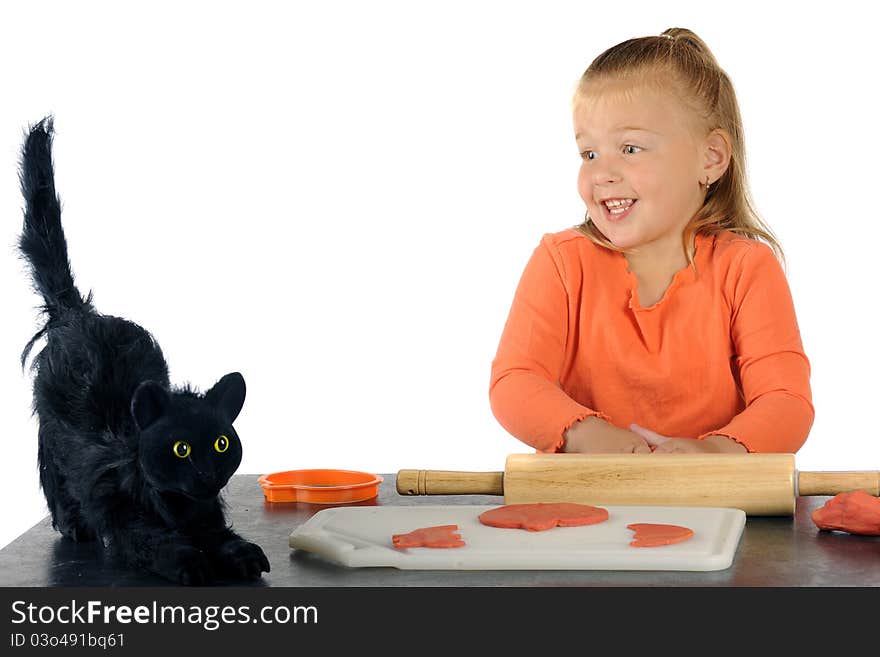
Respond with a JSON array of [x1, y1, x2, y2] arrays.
[[572, 27, 783, 263]]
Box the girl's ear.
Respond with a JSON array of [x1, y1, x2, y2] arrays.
[[131, 381, 171, 431], [205, 372, 246, 423], [702, 128, 732, 182]]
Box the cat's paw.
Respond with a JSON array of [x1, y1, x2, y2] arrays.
[[157, 545, 213, 586], [217, 539, 270, 580]]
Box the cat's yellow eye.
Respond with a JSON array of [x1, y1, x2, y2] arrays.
[[214, 435, 229, 453], [172, 440, 191, 458]]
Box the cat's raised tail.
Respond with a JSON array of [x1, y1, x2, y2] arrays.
[[18, 116, 93, 367]]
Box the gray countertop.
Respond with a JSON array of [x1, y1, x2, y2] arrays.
[[1, 473, 878, 587]]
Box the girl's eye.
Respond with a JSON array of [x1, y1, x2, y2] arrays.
[[580, 150, 596, 161], [172, 441, 191, 458], [214, 435, 229, 453], [624, 144, 642, 154]]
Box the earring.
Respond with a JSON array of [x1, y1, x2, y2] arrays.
[[703, 176, 712, 193]]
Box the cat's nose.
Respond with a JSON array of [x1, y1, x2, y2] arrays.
[[187, 460, 219, 491]]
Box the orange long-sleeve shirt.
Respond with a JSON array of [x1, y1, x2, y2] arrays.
[[489, 228, 813, 453]]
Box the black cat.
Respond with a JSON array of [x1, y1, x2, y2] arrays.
[[17, 117, 269, 585]]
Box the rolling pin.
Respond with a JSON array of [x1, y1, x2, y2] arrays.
[[396, 453, 880, 516]]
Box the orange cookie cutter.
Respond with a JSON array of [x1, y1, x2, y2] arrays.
[[258, 469, 383, 504]]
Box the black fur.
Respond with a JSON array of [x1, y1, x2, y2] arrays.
[[17, 117, 269, 585]]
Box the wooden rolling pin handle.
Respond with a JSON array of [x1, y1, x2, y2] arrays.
[[797, 471, 880, 497], [396, 470, 504, 496]]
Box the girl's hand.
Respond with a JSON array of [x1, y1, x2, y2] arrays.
[[629, 424, 748, 453], [563, 416, 652, 453]]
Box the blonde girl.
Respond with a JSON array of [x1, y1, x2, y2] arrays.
[[489, 28, 812, 454]]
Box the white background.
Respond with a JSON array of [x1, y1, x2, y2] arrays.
[[0, 0, 876, 550]]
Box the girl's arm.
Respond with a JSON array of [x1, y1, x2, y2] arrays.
[[702, 242, 814, 452], [489, 237, 648, 453]]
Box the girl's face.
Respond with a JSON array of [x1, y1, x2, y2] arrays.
[[573, 80, 708, 254]]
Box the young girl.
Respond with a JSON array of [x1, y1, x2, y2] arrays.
[[489, 28, 813, 455]]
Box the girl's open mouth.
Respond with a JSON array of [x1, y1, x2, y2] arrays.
[[601, 198, 637, 223]]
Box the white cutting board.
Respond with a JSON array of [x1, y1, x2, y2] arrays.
[[288, 505, 746, 571]]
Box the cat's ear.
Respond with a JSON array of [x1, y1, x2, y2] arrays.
[[131, 381, 171, 431], [205, 372, 246, 423]]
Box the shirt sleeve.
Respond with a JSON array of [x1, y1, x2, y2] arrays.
[[699, 243, 814, 452], [489, 236, 607, 452]]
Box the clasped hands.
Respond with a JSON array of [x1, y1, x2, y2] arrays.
[[563, 416, 747, 454]]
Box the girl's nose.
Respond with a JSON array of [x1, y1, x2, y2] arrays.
[[592, 160, 622, 185]]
